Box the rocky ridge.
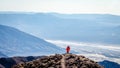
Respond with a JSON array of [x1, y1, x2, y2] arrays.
[[13, 54, 103, 68]]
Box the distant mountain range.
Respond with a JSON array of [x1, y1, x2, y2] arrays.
[[0, 25, 64, 57], [0, 12, 120, 44]]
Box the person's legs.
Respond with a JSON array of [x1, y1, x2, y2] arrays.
[[67, 50, 69, 53], [67, 50, 68, 53]]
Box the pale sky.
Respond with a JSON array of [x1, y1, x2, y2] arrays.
[[0, 0, 120, 15]]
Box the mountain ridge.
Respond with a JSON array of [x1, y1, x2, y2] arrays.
[[13, 54, 103, 68], [0, 12, 120, 44], [0, 54, 120, 68], [0, 25, 64, 57]]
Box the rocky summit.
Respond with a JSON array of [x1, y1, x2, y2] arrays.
[[13, 54, 103, 68]]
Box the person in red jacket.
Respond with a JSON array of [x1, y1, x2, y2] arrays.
[[66, 46, 70, 53]]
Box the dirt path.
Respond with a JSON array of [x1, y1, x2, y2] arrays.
[[61, 55, 66, 68]]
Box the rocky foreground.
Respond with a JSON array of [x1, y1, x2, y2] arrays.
[[13, 54, 103, 68]]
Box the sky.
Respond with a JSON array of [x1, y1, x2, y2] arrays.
[[0, 0, 120, 15]]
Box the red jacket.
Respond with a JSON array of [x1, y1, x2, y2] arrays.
[[66, 46, 70, 51]]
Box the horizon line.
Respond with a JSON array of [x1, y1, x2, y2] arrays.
[[0, 11, 119, 16]]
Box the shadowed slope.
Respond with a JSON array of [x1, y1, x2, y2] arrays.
[[0, 25, 64, 56]]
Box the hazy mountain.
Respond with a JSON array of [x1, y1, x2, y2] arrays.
[[0, 25, 64, 57], [0, 52, 7, 57], [99, 60, 120, 68], [0, 12, 120, 44]]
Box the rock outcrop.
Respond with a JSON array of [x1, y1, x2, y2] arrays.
[[0, 56, 44, 68], [13, 54, 103, 68]]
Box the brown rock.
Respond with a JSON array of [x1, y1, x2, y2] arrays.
[[13, 54, 104, 68]]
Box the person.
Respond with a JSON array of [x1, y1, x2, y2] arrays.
[[66, 46, 70, 53]]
